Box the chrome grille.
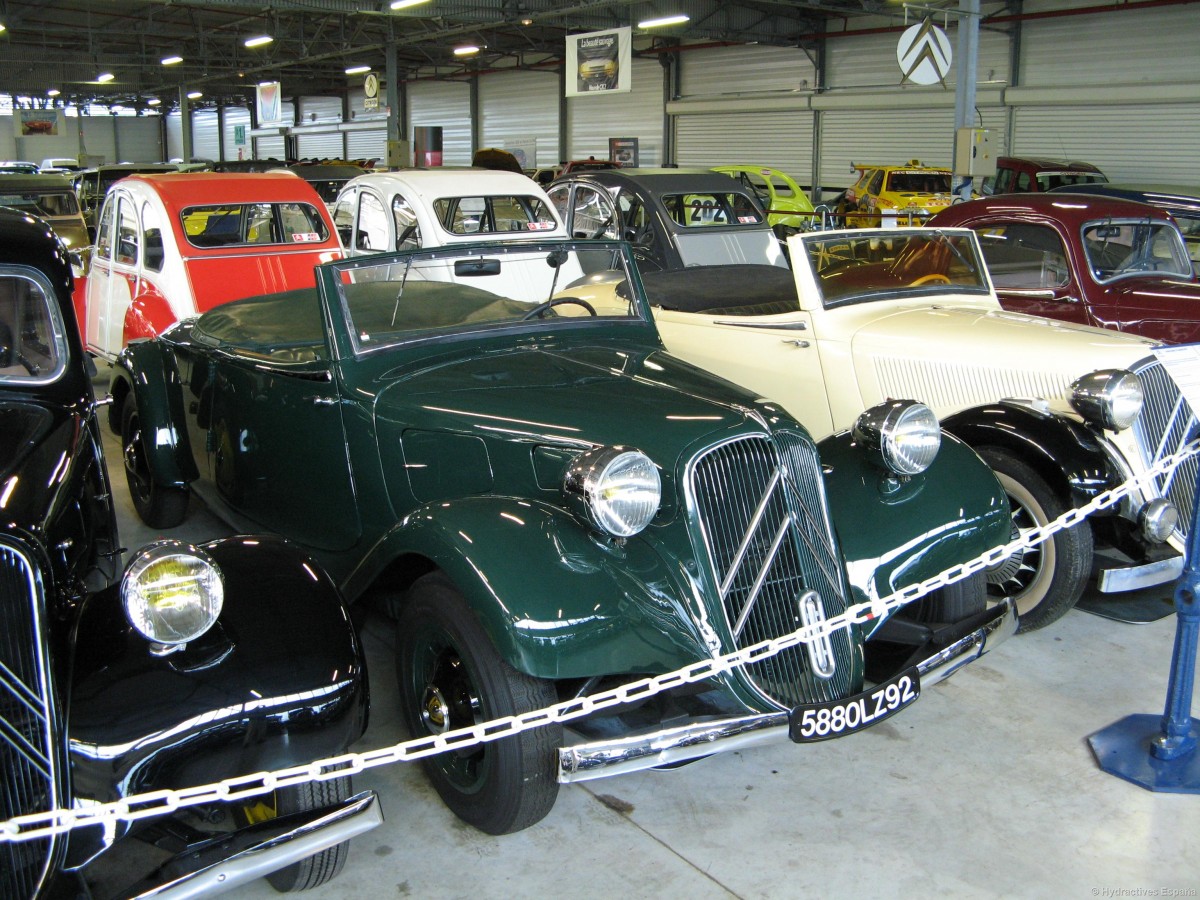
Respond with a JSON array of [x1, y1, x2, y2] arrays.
[[688, 433, 855, 708], [1, 543, 57, 899], [1131, 356, 1200, 540]]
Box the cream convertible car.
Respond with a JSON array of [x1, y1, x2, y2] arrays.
[[561, 227, 1198, 631]]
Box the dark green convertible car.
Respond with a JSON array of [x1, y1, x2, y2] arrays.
[[110, 239, 1016, 836]]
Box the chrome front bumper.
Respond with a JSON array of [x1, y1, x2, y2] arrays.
[[137, 790, 383, 899], [557, 598, 1017, 784], [1096, 554, 1183, 593]]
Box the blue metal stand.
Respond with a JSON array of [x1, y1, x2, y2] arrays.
[[1088, 483, 1200, 792]]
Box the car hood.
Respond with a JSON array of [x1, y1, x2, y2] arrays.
[[374, 343, 770, 472], [1112, 274, 1200, 302], [834, 302, 1158, 417]]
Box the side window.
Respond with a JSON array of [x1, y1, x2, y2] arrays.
[[95, 198, 115, 260], [565, 185, 618, 239], [245, 203, 278, 243], [868, 170, 884, 195], [976, 222, 1070, 289], [993, 168, 1013, 194], [333, 188, 355, 245], [116, 196, 139, 266], [391, 194, 420, 249], [357, 192, 388, 252], [1015, 172, 1033, 192], [0, 269, 66, 382], [142, 200, 165, 273]]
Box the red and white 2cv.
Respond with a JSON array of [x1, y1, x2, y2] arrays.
[[80, 171, 343, 360]]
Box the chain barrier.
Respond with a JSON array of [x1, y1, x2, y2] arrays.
[[4, 438, 1198, 844]]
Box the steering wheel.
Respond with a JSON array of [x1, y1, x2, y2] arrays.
[[521, 297, 597, 320], [910, 273, 951, 286]]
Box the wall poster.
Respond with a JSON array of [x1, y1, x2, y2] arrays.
[[565, 27, 631, 97]]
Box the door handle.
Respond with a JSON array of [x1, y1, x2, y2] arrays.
[[782, 339, 811, 348], [313, 396, 340, 406]]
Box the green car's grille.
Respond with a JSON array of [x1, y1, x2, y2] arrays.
[[688, 433, 855, 709], [0, 543, 57, 900]]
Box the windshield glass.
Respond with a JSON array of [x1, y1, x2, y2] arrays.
[[0, 268, 68, 384], [432, 195, 559, 235], [1081, 219, 1192, 282], [0, 190, 78, 217], [801, 230, 990, 308], [334, 241, 645, 354], [885, 171, 952, 193], [181, 202, 330, 248]]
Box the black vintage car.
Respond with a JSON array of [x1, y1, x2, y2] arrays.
[[0, 207, 379, 897]]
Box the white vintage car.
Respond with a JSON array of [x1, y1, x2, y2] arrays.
[[332, 168, 579, 297], [561, 226, 1197, 631]]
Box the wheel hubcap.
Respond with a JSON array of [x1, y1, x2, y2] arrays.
[[985, 476, 1056, 616]]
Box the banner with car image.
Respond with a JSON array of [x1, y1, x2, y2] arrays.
[[566, 27, 630, 96]]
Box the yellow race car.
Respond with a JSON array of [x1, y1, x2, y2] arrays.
[[838, 159, 963, 227]]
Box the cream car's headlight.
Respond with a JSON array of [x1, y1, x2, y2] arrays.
[[853, 400, 941, 476], [564, 446, 661, 538], [1070, 369, 1143, 431], [122, 541, 224, 645]]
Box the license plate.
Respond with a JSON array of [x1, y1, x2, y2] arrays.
[[788, 668, 920, 743]]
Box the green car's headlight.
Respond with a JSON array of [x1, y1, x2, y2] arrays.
[[1070, 369, 1143, 431], [122, 541, 224, 646], [853, 399, 941, 476], [564, 446, 661, 538]]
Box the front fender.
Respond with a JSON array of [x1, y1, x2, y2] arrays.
[[941, 402, 1117, 510], [381, 496, 714, 680], [818, 430, 1010, 604], [115, 339, 199, 487], [68, 535, 367, 802]]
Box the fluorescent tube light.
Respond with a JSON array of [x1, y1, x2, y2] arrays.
[[638, 14, 690, 28]]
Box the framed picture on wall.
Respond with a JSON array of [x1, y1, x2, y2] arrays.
[[609, 137, 638, 167]]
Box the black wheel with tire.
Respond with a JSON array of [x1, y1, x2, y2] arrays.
[[978, 447, 1093, 632], [396, 573, 561, 835], [237, 777, 352, 892], [904, 570, 987, 624], [121, 393, 188, 528]]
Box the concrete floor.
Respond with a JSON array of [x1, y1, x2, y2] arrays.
[[99, 415, 1200, 900]]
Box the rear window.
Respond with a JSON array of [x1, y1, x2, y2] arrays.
[[181, 202, 330, 248], [661, 192, 763, 227], [886, 171, 952, 193], [0, 268, 68, 384], [431, 195, 558, 235], [0, 190, 79, 217]]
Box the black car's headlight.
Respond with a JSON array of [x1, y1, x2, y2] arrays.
[[1070, 369, 1143, 431], [122, 541, 224, 646], [564, 446, 661, 538], [853, 399, 941, 476]]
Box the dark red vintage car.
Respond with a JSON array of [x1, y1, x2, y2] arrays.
[[929, 194, 1200, 344]]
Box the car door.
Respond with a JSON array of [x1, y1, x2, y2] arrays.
[[202, 348, 361, 553], [971, 220, 1097, 327], [85, 190, 140, 358]]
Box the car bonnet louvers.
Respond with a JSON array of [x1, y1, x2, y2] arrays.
[[686, 432, 856, 709], [1130, 356, 1200, 542], [0, 543, 58, 899]]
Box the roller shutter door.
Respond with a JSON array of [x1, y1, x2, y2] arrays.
[[223, 107, 251, 161], [346, 129, 387, 164], [191, 110, 221, 161], [409, 80, 471, 166], [675, 111, 812, 176], [297, 96, 345, 160], [567, 56, 663, 165], [679, 45, 815, 97], [480, 70, 560, 167]]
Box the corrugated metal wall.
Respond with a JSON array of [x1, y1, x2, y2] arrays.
[[223, 107, 252, 161], [679, 45, 815, 96], [480, 69, 561, 167], [567, 56, 664, 165], [408, 79, 472, 166], [191, 110, 221, 161], [675, 111, 814, 176], [296, 96, 345, 159]]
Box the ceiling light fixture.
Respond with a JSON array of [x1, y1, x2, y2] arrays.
[[638, 14, 690, 28], [187, 90, 203, 99], [47, 89, 60, 97], [161, 55, 183, 66], [453, 45, 480, 56], [345, 65, 371, 75], [244, 35, 273, 48], [97, 72, 115, 83], [389, 0, 430, 9], [0, 23, 7, 34], [147, 98, 161, 106]]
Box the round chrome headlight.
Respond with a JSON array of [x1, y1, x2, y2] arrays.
[[122, 541, 224, 645], [564, 446, 661, 538], [853, 400, 941, 476], [1070, 369, 1143, 431]]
